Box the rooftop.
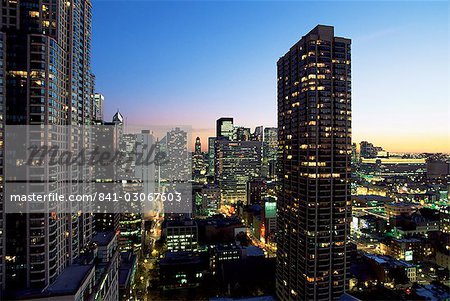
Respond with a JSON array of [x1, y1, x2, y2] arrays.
[[243, 246, 265, 257], [92, 231, 116, 246], [46, 264, 94, 295], [363, 253, 415, 268], [386, 201, 418, 207]]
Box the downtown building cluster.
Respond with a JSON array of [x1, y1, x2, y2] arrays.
[[350, 143, 450, 299]]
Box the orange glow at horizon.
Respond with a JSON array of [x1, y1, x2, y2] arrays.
[[191, 128, 450, 154]]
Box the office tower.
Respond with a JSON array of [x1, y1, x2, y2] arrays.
[[252, 125, 264, 142], [1, 0, 96, 292], [246, 177, 267, 205], [193, 137, 207, 182], [159, 128, 192, 219], [164, 127, 190, 182], [94, 112, 124, 233], [234, 126, 251, 141], [208, 137, 216, 177], [215, 140, 262, 203], [121, 133, 138, 179], [201, 185, 221, 215], [263, 127, 278, 180], [216, 117, 234, 140], [94, 93, 105, 121], [276, 25, 352, 301], [135, 129, 157, 216], [135, 130, 155, 195], [195, 137, 201, 154], [119, 133, 144, 253]]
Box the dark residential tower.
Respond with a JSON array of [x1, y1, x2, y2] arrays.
[[276, 25, 352, 301]]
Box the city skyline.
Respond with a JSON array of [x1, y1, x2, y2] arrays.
[[1, 1, 450, 299], [92, 1, 449, 154]]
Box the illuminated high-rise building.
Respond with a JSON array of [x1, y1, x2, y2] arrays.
[[234, 126, 251, 141], [94, 112, 124, 233], [208, 137, 216, 177], [193, 137, 207, 182], [164, 127, 190, 182], [216, 117, 234, 140], [252, 125, 264, 142], [276, 25, 352, 301], [0, 0, 101, 294], [215, 140, 262, 203], [195, 137, 201, 154], [263, 127, 278, 180]]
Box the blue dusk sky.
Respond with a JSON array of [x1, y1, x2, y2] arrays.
[[92, 0, 449, 153]]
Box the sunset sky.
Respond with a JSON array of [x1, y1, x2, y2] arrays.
[[92, 1, 449, 153]]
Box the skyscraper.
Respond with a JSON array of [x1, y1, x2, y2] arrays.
[[164, 127, 190, 182], [233, 126, 251, 141], [94, 93, 105, 121], [216, 117, 234, 140], [276, 25, 352, 301], [94, 112, 124, 233], [1, 0, 95, 292], [195, 137, 201, 154], [193, 137, 207, 182], [215, 140, 262, 203], [208, 137, 216, 177], [263, 127, 278, 180]]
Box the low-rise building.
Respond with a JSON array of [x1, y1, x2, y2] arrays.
[[159, 252, 206, 290], [387, 238, 432, 262], [385, 202, 419, 219], [362, 253, 417, 284]]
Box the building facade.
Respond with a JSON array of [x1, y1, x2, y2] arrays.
[[276, 25, 352, 301], [215, 140, 262, 203], [216, 117, 234, 140], [263, 127, 278, 180], [164, 220, 198, 253], [1, 0, 97, 292]]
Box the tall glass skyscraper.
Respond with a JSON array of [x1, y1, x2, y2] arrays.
[[276, 25, 352, 301], [1, 0, 95, 291]]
